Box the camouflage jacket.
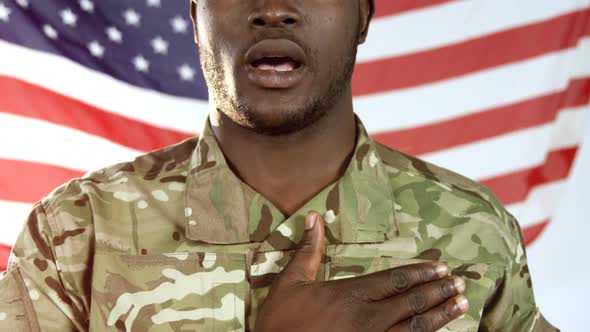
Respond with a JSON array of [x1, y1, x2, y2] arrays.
[[0, 116, 557, 331]]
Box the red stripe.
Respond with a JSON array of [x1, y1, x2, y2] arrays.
[[0, 76, 194, 152], [481, 147, 578, 205], [371, 77, 590, 155], [522, 220, 550, 246], [0, 243, 11, 271], [373, 0, 453, 18], [353, 8, 590, 96], [0, 159, 85, 203]]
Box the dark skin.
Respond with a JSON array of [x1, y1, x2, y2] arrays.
[[190, 1, 469, 330], [191, 0, 359, 215]]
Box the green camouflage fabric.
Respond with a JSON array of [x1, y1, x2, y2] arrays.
[[0, 115, 557, 331]]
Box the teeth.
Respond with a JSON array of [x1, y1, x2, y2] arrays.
[[257, 62, 295, 72]]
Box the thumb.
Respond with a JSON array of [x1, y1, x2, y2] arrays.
[[278, 211, 326, 286]]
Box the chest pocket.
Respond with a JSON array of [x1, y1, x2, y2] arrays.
[[327, 255, 503, 332], [89, 251, 248, 332]]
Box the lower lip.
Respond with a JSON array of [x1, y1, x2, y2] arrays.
[[246, 64, 306, 89]]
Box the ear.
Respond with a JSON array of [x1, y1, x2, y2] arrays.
[[190, 0, 198, 44], [357, 0, 371, 44]]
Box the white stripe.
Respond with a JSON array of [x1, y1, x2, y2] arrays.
[[359, 0, 590, 62], [506, 181, 566, 228], [356, 38, 590, 133], [421, 106, 588, 180], [0, 200, 31, 245], [0, 113, 142, 171], [0, 40, 207, 135]]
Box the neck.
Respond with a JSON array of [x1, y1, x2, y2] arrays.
[[209, 96, 357, 217]]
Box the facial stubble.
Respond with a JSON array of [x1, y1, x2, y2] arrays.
[[198, 35, 358, 136]]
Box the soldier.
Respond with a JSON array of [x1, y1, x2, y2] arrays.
[[0, 1, 557, 331]]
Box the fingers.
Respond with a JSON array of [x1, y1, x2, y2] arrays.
[[388, 295, 469, 332], [277, 211, 326, 286], [377, 276, 465, 326], [343, 262, 449, 301]]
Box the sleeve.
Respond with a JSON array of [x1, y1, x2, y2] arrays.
[[0, 202, 89, 331], [479, 213, 559, 332]]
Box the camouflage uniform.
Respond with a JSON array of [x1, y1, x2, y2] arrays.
[[0, 116, 557, 331]]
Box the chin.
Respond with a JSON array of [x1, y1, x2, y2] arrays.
[[245, 111, 305, 136], [236, 102, 322, 136]]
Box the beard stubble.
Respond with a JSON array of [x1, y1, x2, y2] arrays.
[[198, 35, 358, 136]]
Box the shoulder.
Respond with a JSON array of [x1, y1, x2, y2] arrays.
[[374, 141, 502, 211], [40, 137, 198, 252], [373, 141, 522, 264], [43, 137, 197, 212]]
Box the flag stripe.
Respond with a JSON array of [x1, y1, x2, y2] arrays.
[[522, 221, 550, 246], [422, 107, 587, 180], [354, 8, 590, 96], [360, 0, 590, 62], [0, 76, 194, 152], [0, 244, 11, 271], [506, 181, 566, 228], [372, 0, 453, 18], [482, 147, 578, 205], [372, 78, 590, 155], [357, 39, 590, 133], [0, 113, 141, 171], [0, 159, 84, 203]]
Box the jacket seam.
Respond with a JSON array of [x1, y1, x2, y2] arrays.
[[12, 269, 41, 332]]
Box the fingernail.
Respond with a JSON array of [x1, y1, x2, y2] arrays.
[[435, 263, 449, 277], [454, 277, 466, 293], [454, 295, 469, 312], [305, 213, 317, 230]]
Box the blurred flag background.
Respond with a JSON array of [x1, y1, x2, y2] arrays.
[[1, 0, 589, 329]]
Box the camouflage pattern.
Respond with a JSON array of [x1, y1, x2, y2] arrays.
[[0, 115, 557, 331]]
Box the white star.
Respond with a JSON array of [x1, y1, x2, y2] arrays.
[[43, 24, 58, 39], [123, 8, 141, 27], [106, 26, 123, 43], [0, 3, 11, 22], [16, 0, 28, 8], [88, 40, 104, 58], [146, 0, 161, 8], [150, 36, 169, 54], [60, 8, 78, 27], [178, 64, 196, 81], [133, 55, 149, 72], [79, 0, 94, 13], [171, 15, 188, 33]]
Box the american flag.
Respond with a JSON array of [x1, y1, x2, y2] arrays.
[[0, 0, 589, 278]]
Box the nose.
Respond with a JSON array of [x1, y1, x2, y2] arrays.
[[248, 1, 301, 28]]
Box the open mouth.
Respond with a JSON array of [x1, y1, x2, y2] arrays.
[[250, 56, 302, 72], [244, 39, 307, 88]]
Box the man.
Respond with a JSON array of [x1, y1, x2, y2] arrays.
[[0, 0, 557, 331]]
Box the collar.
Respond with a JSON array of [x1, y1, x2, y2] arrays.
[[184, 115, 398, 250]]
